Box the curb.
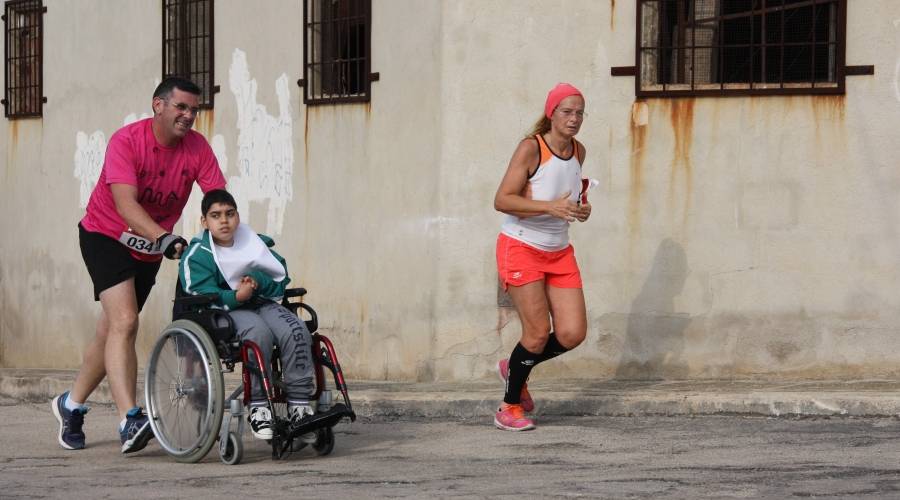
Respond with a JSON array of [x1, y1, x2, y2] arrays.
[[4, 369, 900, 418]]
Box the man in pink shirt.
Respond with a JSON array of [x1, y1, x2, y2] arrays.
[[52, 77, 226, 454]]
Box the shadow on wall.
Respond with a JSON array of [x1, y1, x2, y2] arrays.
[[615, 238, 692, 380]]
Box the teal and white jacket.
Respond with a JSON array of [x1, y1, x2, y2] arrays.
[[179, 223, 290, 310]]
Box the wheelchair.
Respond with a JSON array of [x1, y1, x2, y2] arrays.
[[144, 286, 355, 465]]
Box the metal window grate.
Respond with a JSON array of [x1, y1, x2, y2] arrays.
[[302, 0, 372, 105], [162, 0, 216, 108], [2, 0, 45, 118], [637, 0, 847, 97]]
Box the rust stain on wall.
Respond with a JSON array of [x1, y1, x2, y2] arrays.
[[304, 105, 312, 165], [811, 95, 846, 157], [628, 101, 648, 251], [811, 94, 846, 131], [193, 109, 215, 138], [610, 0, 616, 30], [811, 94, 845, 121], [302, 105, 312, 277], [667, 98, 694, 230], [7, 121, 18, 176]]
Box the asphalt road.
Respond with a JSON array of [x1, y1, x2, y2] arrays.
[[3, 395, 900, 499]]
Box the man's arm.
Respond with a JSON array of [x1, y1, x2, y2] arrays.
[[111, 183, 187, 258], [110, 183, 168, 241]]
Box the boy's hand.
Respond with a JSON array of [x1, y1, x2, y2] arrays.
[[236, 276, 257, 302]]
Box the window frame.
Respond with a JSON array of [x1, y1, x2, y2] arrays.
[[635, 0, 848, 98], [301, 0, 373, 106], [161, 0, 217, 109], [2, 0, 46, 119]]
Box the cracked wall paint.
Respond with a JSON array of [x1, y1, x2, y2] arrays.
[[226, 48, 294, 235]]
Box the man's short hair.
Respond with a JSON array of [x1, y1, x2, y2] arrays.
[[153, 77, 202, 100], [201, 189, 237, 216]]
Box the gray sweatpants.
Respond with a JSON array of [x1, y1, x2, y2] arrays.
[[229, 302, 314, 405]]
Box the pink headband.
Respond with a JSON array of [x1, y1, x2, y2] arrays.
[[544, 83, 583, 119]]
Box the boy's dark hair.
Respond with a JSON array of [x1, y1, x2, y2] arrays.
[[201, 189, 237, 216], [153, 76, 201, 99]]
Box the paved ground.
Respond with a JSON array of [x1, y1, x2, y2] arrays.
[[4, 395, 900, 499]]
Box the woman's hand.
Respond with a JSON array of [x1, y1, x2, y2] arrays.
[[575, 201, 592, 222], [235, 276, 258, 302], [546, 191, 578, 221]]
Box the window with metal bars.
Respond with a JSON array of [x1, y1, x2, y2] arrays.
[[302, 0, 372, 105], [162, 0, 216, 108], [2, 0, 45, 118], [637, 0, 846, 97]]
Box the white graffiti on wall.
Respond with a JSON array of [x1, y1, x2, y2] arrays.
[[73, 113, 152, 208], [73, 130, 106, 208], [178, 134, 229, 238], [226, 48, 294, 235], [73, 61, 294, 236]]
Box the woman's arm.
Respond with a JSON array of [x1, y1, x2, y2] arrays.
[[575, 142, 592, 222], [494, 139, 578, 221]]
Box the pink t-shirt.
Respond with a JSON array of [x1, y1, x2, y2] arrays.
[[80, 118, 226, 262]]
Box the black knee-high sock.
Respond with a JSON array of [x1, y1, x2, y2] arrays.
[[534, 332, 570, 364], [504, 343, 540, 405]]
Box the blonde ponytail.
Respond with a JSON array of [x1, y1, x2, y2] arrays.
[[525, 115, 551, 139]]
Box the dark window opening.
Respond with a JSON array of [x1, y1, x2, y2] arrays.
[[638, 0, 846, 96], [162, 0, 215, 108], [3, 0, 45, 118], [303, 0, 371, 105]]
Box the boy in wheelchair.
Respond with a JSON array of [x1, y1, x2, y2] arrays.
[[179, 189, 314, 440]]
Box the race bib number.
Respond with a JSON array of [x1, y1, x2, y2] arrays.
[[118, 231, 162, 255]]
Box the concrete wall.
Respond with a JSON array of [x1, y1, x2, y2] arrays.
[[3, 1, 900, 382]]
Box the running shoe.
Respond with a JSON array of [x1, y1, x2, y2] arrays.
[[288, 403, 315, 425], [248, 406, 274, 440], [120, 407, 154, 454], [494, 403, 535, 431], [498, 358, 535, 412], [51, 391, 88, 450], [289, 404, 317, 444]]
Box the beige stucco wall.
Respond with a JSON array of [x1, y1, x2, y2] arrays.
[[2, 1, 900, 383]]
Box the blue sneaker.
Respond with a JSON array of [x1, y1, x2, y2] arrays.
[[120, 407, 154, 454], [51, 391, 88, 450]]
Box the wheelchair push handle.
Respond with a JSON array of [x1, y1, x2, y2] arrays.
[[284, 287, 307, 298]]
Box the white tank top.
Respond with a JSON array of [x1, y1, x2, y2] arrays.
[[501, 134, 583, 251]]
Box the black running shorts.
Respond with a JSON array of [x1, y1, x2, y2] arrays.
[[78, 223, 162, 311]]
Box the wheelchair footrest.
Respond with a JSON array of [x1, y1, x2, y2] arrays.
[[287, 403, 355, 439]]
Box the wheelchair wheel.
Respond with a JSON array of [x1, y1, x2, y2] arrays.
[[313, 427, 335, 456], [145, 320, 225, 463], [220, 432, 243, 465]]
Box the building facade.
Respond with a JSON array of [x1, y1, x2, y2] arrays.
[[2, 0, 899, 382]]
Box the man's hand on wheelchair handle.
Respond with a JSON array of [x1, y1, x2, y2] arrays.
[[157, 233, 189, 259]]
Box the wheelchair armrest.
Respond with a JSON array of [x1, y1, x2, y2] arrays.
[[174, 293, 220, 307], [297, 302, 318, 333], [284, 287, 307, 298]]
